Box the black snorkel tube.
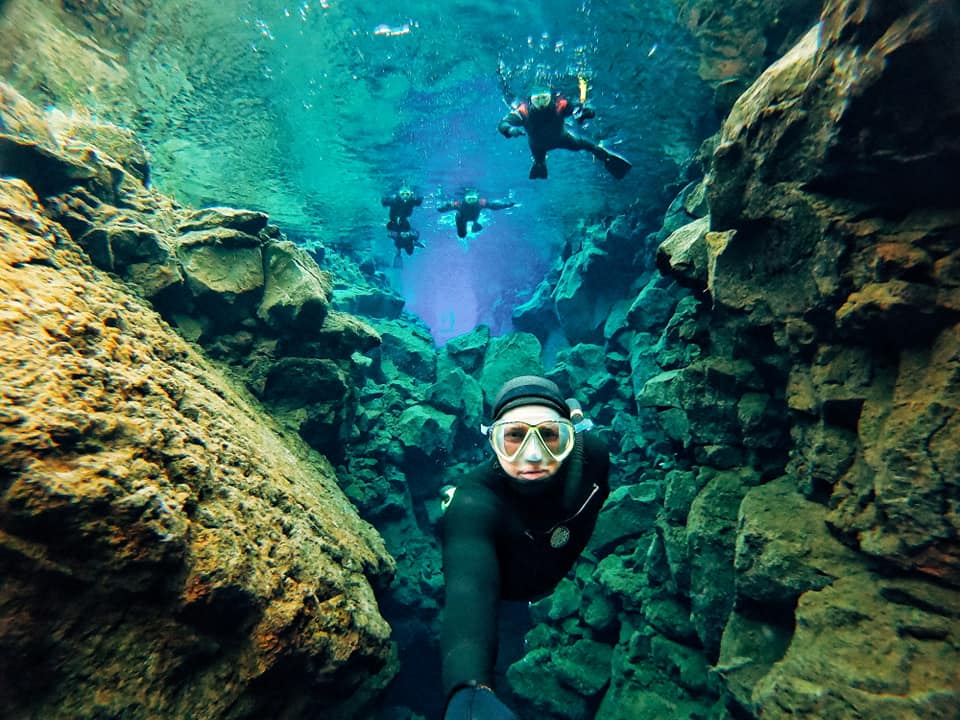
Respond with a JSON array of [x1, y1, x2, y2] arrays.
[[565, 397, 595, 434], [561, 397, 595, 515]]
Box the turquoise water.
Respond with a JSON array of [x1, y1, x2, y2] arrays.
[[132, 0, 713, 344]]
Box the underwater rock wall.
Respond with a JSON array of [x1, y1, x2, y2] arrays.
[[675, 0, 824, 112], [500, 2, 959, 719], [647, 1, 960, 717], [0, 84, 398, 719], [3, 2, 959, 719]]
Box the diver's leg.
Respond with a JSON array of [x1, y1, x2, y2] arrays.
[[526, 139, 548, 179], [456, 214, 467, 238], [599, 147, 632, 178], [561, 130, 631, 178], [529, 151, 548, 179]]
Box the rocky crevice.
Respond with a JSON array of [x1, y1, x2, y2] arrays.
[[0, 1, 958, 719]]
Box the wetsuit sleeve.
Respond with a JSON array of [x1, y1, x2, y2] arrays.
[[498, 110, 525, 138], [437, 201, 455, 212], [574, 104, 596, 121], [485, 200, 515, 210], [381, 195, 393, 207], [440, 474, 503, 698], [414, 196, 423, 207], [584, 432, 612, 514]]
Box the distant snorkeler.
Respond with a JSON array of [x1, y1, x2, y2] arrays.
[[389, 227, 425, 268], [436, 188, 516, 238], [382, 181, 423, 232], [497, 79, 632, 180]]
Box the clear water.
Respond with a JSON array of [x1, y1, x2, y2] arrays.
[[129, 0, 713, 344]]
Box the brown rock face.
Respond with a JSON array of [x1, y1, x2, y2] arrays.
[[0, 177, 396, 717], [658, 0, 959, 717], [676, 0, 823, 110], [708, 0, 960, 585]]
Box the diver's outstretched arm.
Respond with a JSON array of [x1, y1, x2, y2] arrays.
[[497, 111, 525, 138]]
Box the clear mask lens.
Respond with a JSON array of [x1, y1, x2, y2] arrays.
[[531, 92, 552, 109], [487, 420, 575, 463]]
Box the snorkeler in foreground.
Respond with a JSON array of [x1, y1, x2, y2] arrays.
[[498, 85, 631, 180], [440, 375, 610, 719]]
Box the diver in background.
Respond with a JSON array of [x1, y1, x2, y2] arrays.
[[498, 85, 632, 180], [389, 227, 425, 268], [382, 182, 423, 231], [440, 376, 610, 719], [436, 188, 516, 238]]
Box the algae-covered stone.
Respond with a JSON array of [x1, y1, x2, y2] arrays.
[[750, 576, 960, 720], [0, 177, 396, 719], [588, 483, 661, 557], [176, 226, 264, 296], [178, 206, 269, 235], [735, 476, 861, 605], [397, 404, 457, 458], [656, 215, 710, 289], [427, 366, 483, 430], [478, 331, 544, 405], [258, 239, 332, 331], [443, 324, 491, 374], [687, 469, 753, 658], [375, 318, 437, 383]]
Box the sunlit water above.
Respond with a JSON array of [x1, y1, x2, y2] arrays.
[[135, 0, 712, 344]]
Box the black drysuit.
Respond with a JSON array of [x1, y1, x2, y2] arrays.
[[440, 432, 610, 699]]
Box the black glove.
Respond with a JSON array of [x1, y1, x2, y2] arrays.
[[573, 105, 596, 122], [443, 686, 518, 720]]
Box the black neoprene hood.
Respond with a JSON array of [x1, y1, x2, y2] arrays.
[[491, 375, 570, 420]]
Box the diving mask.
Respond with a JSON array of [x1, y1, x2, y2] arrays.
[[530, 91, 552, 110], [482, 419, 576, 463]]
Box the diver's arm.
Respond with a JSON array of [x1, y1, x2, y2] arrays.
[[440, 482, 502, 697], [381, 195, 394, 207], [485, 200, 515, 211], [437, 200, 456, 213], [581, 432, 612, 522], [497, 110, 525, 138], [572, 104, 596, 122]]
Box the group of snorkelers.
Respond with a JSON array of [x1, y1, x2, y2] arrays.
[[382, 80, 632, 267]]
